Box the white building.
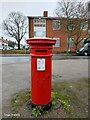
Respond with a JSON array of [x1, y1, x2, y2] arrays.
[[0, 37, 8, 49], [0, 37, 25, 50]]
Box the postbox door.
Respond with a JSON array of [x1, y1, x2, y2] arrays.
[[31, 57, 52, 105]]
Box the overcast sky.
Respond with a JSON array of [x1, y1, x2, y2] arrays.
[[0, 0, 89, 44], [0, 0, 59, 44]]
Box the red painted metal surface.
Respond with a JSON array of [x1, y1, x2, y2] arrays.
[[26, 37, 56, 105]]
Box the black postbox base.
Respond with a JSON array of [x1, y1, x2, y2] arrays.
[[26, 100, 52, 111]]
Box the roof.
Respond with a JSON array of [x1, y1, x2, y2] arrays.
[[27, 16, 88, 21], [0, 38, 17, 45], [0, 38, 8, 44], [27, 16, 62, 20]]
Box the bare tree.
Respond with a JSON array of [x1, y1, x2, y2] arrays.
[[55, 0, 77, 18], [72, 2, 88, 51], [2, 11, 27, 50], [54, 0, 88, 54]]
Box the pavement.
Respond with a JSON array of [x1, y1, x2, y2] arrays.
[[1, 58, 89, 119], [52, 59, 88, 81], [0, 53, 89, 60], [0, 54, 89, 65]]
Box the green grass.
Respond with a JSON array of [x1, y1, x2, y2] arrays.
[[10, 78, 89, 118], [11, 89, 31, 113], [53, 78, 89, 118]]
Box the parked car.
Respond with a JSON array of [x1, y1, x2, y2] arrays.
[[76, 43, 90, 56], [84, 37, 90, 44]]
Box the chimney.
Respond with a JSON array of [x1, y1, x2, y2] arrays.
[[1, 37, 3, 39], [43, 11, 48, 17]]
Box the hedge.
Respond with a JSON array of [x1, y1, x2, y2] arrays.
[[0, 50, 30, 54]]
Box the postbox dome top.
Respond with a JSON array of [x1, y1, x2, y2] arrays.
[[26, 37, 56, 45]]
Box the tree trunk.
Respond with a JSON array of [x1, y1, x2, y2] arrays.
[[75, 39, 79, 52], [66, 35, 70, 56], [18, 41, 20, 50], [75, 44, 78, 52]]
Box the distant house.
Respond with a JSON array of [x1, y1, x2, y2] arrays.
[[28, 11, 89, 52], [0, 37, 17, 50], [0, 37, 25, 50], [0, 37, 8, 49]]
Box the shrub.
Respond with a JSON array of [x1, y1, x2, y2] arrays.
[[2, 50, 30, 54]]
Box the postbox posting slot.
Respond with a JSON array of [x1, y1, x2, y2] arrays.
[[35, 50, 47, 52]]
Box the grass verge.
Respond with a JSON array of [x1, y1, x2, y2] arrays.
[[10, 78, 89, 118]]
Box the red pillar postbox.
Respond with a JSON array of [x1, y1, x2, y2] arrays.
[[26, 37, 56, 107]]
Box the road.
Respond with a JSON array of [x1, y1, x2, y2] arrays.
[[1, 58, 88, 101], [0, 56, 89, 119], [0, 54, 89, 64]]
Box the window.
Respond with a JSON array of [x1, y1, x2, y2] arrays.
[[68, 21, 74, 30], [34, 31, 46, 37], [81, 21, 88, 30], [53, 38, 60, 47], [52, 20, 60, 30], [67, 38, 74, 47], [34, 18, 46, 37]]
